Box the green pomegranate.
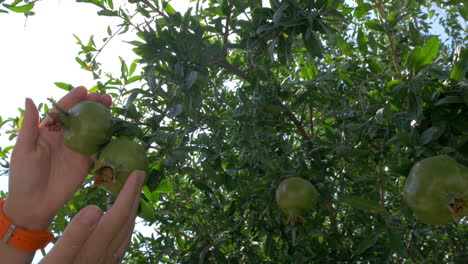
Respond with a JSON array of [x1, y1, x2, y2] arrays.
[[276, 177, 319, 224], [93, 139, 149, 196], [403, 155, 468, 224], [49, 101, 112, 155]]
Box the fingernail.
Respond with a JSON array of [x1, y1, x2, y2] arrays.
[[76, 205, 102, 227], [73, 86, 86, 91], [25, 97, 32, 109]]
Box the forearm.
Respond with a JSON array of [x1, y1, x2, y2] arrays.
[[0, 242, 35, 264]]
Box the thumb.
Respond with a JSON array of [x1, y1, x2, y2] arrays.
[[40, 205, 102, 264], [16, 98, 39, 151]]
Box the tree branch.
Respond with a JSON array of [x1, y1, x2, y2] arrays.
[[374, 2, 402, 73], [141, 0, 170, 20], [222, 3, 232, 55], [273, 99, 311, 141], [309, 104, 314, 138], [211, 59, 311, 141], [213, 59, 252, 83], [326, 202, 338, 232]]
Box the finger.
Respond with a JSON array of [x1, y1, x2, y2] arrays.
[[87, 93, 112, 109], [55, 86, 88, 111], [81, 171, 145, 262], [112, 220, 135, 264], [86, 92, 100, 102], [98, 94, 113, 108], [40, 206, 102, 264], [15, 98, 39, 152], [108, 195, 140, 252], [100, 170, 145, 233]]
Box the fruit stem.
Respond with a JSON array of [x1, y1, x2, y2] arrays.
[[47, 103, 71, 128], [52, 103, 70, 117], [287, 215, 305, 225]]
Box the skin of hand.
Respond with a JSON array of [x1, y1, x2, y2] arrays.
[[3, 86, 113, 232], [40, 170, 146, 264]]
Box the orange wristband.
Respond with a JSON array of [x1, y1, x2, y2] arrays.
[[0, 199, 54, 251]]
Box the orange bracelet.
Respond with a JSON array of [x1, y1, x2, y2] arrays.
[[0, 199, 54, 251]]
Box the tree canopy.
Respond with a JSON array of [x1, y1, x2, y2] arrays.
[[1, 0, 467, 263]]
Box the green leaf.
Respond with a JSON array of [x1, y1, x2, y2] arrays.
[[129, 60, 138, 76], [407, 36, 440, 74], [167, 104, 183, 118], [355, 231, 379, 255], [97, 9, 118, 16], [76, 0, 105, 9], [357, 28, 367, 55], [408, 22, 422, 45], [192, 180, 213, 194], [163, 1, 176, 15], [353, 3, 372, 19], [366, 59, 382, 74], [142, 185, 155, 203], [155, 178, 173, 193], [340, 195, 380, 211], [75, 57, 87, 68], [434, 96, 464, 106], [185, 71, 198, 90], [54, 82, 74, 91], [302, 32, 323, 58], [365, 20, 384, 31], [4, 3, 34, 13], [450, 48, 468, 81], [367, 32, 378, 52], [463, 87, 468, 106], [458, 5, 468, 21], [106, 0, 114, 9], [273, 4, 288, 25], [337, 37, 353, 56], [419, 127, 440, 145], [126, 75, 142, 85], [138, 199, 156, 222]]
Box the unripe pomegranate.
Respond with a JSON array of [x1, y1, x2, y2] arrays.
[[93, 139, 148, 196], [403, 155, 468, 224], [276, 177, 319, 224], [49, 101, 112, 155]]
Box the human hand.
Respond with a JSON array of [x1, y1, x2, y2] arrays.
[[40, 170, 146, 264], [3, 87, 113, 231]]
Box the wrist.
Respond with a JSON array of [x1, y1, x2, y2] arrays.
[[1, 199, 54, 252], [3, 197, 52, 231]]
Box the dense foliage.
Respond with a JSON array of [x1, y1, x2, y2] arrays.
[[1, 0, 467, 263]]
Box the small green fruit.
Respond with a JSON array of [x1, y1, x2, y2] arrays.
[[93, 139, 148, 196], [50, 101, 112, 155], [276, 177, 319, 224]]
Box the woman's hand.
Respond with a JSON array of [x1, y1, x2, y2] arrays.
[[40, 170, 146, 264], [3, 87, 112, 231]]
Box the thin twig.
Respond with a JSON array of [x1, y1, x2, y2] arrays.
[[374, 2, 402, 73], [273, 99, 311, 141], [140, 0, 169, 20], [222, 3, 232, 50]]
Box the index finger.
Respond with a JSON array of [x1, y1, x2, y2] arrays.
[[102, 171, 145, 229], [78, 171, 145, 262]]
